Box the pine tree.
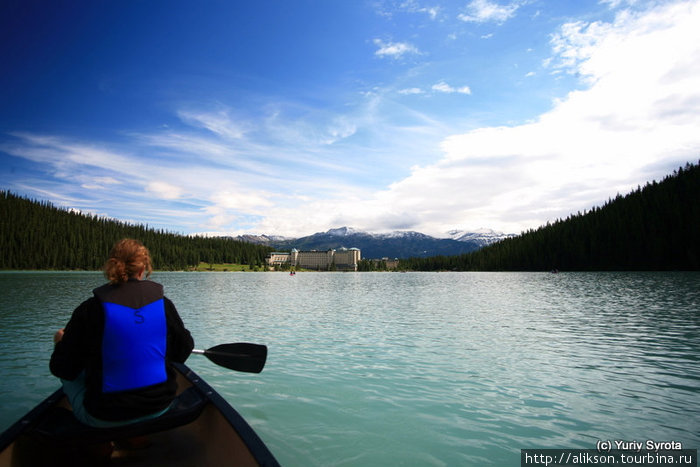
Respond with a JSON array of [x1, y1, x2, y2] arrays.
[[0, 191, 274, 270]]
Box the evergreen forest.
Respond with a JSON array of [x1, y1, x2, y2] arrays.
[[399, 161, 700, 271], [0, 192, 273, 270], [2, 161, 698, 272]]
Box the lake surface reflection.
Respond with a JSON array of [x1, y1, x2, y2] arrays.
[[1, 271, 698, 466]]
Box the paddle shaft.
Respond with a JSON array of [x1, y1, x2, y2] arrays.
[[192, 348, 263, 357]]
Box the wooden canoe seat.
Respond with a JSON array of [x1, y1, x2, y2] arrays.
[[30, 386, 207, 445]]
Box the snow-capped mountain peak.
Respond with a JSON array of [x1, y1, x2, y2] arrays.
[[236, 226, 515, 258], [326, 227, 362, 237], [446, 228, 514, 246]]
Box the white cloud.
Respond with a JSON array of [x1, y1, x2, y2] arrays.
[[209, 190, 273, 211], [432, 81, 472, 94], [2, 133, 149, 188], [389, 0, 700, 233], [244, 0, 700, 237], [81, 177, 121, 190], [600, 0, 641, 8], [6, 1, 698, 239], [399, 87, 424, 95], [423, 6, 439, 20], [458, 0, 520, 24], [323, 117, 358, 144], [404, 2, 440, 20], [93, 176, 121, 185], [378, 1, 440, 20], [146, 181, 184, 200], [204, 190, 275, 229], [2, 103, 375, 235], [373, 39, 420, 59], [177, 109, 247, 140]]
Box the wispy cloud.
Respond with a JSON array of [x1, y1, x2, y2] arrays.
[[1, 97, 390, 235], [599, 0, 644, 8], [145, 181, 184, 200], [3, 1, 698, 239], [245, 0, 700, 236], [3, 133, 146, 181], [396, 82, 472, 96], [394, 0, 700, 233], [177, 109, 248, 140], [373, 39, 421, 59], [399, 0, 440, 19], [458, 0, 520, 24], [432, 81, 472, 94], [398, 87, 424, 95], [373, 0, 440, 20]]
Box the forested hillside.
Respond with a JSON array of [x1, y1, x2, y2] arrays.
[[400, 162, 700, 271], [0, 192, 273, 270], [3, 161, 698, 272]]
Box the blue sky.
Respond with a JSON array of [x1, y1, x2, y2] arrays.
[[2, 0, 699, 238]]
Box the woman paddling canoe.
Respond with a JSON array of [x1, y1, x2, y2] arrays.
[[0, 359, 279, 466], [0, 240, 279, 465], [50, 238, 194, 428]]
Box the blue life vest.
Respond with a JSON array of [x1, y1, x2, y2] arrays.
[[101, 298, 167, 393]]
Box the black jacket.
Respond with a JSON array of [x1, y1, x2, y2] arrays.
[[50, 279, 194, 421]]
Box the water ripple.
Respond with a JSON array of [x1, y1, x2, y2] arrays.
[[1, 271, 698, 466]]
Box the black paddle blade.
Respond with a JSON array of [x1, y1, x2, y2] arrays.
[[204, 343, 267, 373]]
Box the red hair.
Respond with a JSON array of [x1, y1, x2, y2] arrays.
[[103, 239, 153, 284]]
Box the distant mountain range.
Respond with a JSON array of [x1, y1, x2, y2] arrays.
[[235, 226, 514, 259]]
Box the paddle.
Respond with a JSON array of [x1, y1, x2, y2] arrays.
[[191, 343, 267, 373]]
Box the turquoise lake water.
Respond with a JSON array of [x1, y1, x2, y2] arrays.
[[1, 271, 698, 466]]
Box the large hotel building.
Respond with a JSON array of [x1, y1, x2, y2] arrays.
[[266, 247, 361, 271]]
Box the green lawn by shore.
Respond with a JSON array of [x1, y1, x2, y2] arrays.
[[191, 262, 311, 272], [191, 262, 263, 272]]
